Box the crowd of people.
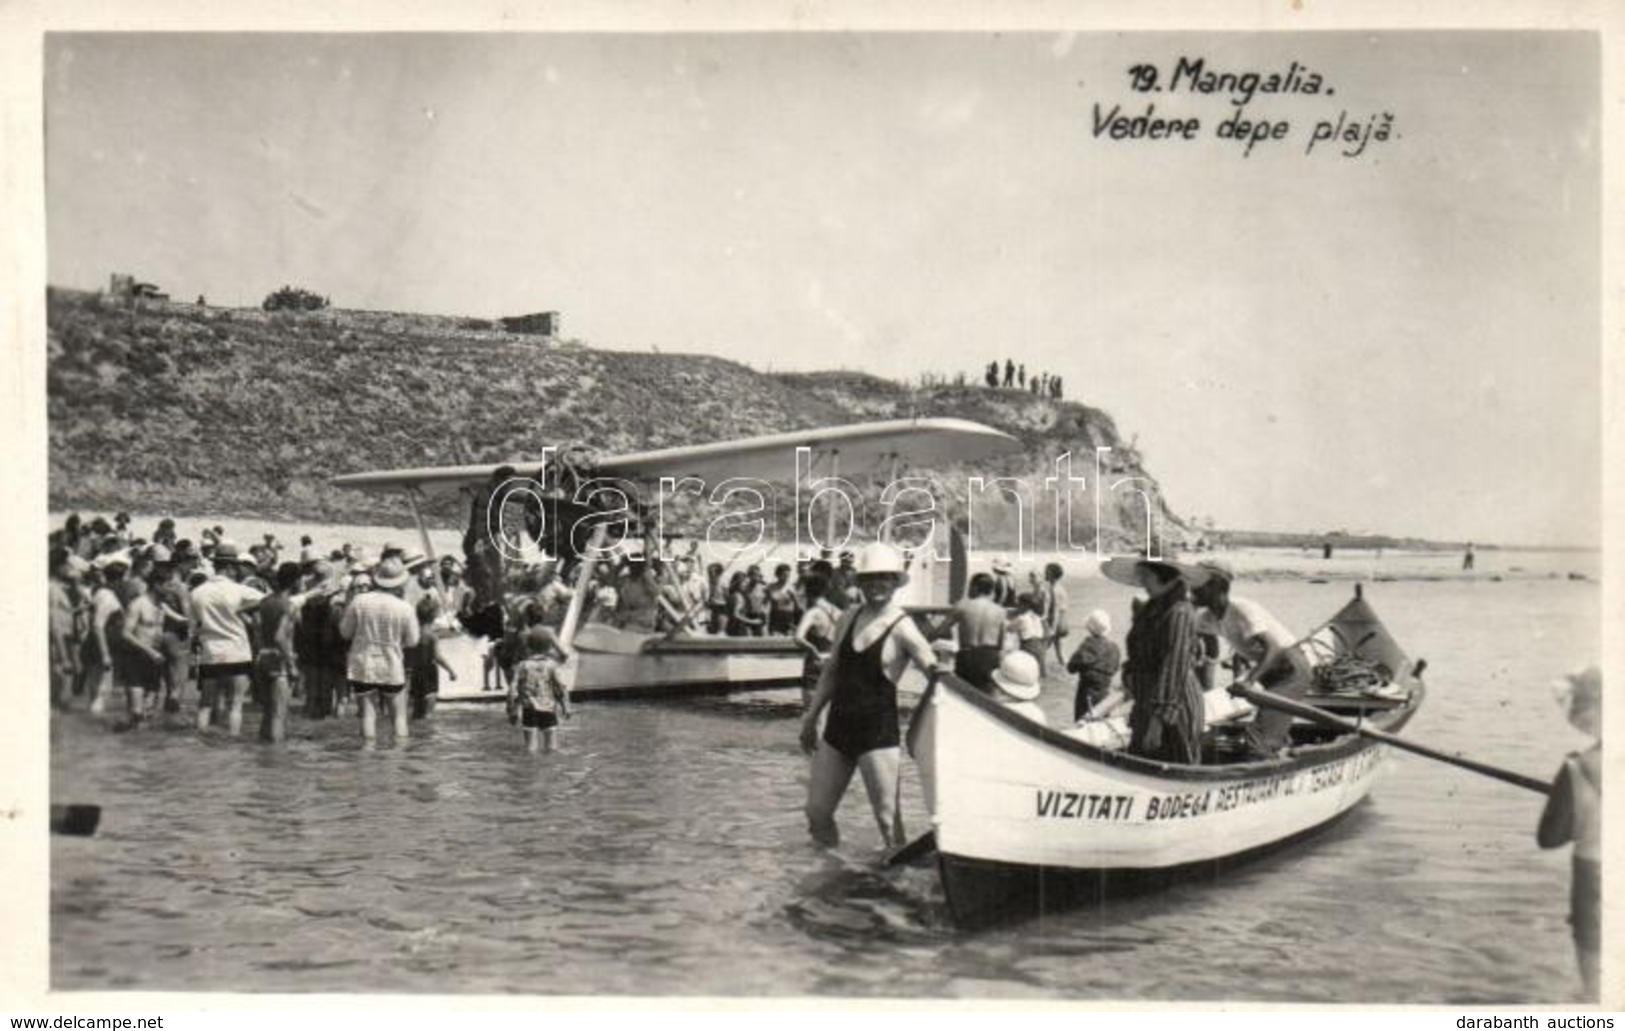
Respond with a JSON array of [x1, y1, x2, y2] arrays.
[[983, 358, 1064, 400], [48, 512, 494, 746]]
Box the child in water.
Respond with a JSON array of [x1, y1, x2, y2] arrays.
[[507, 625, 571, 753], [1536, 666, 1601, 1000]]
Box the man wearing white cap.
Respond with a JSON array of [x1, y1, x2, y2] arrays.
[[340, 556, 420, 746], [800, 542, 948, 850], [1193, 559, 1312, 757], [190, 541, 265, 735]]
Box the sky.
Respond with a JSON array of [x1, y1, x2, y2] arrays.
[[42, 31, 1601, 546]]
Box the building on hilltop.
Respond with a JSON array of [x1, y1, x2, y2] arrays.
[[499, 311, 561, 338], [106, 272, 169, 302]]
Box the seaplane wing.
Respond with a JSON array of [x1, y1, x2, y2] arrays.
[[330, 417, 1022, 494], [597, 417, 1022, 483]]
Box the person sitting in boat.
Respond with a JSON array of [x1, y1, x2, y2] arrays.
[[744, 566, 770, 635], [800, 542, 949, 850], [945, 572, 1005, 692], [1067, 609, 1121, 721], [1193, 559, 1314, 758], [651, 556, 697, 634], [674, 554, 709, 629], [766, 564, 802, 636], [1537, 666, 1601, 1000], [705, 562, 729, 634], [825, 550, 859, 609], [725, 571, 761, 637], [989, 651, 1047, 726], [1103, 556, 1206, 765]]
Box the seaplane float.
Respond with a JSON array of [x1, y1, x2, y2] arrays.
[[331, 417, 1021, 701]]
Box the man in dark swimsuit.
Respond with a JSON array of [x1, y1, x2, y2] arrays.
[[946, 572, 1005, 691], [799, 543, 946, 850]]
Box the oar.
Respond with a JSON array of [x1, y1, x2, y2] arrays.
[[51, 804, 101, 837], [884, 829, 937, 867], [1231, 684, 1550, 795]]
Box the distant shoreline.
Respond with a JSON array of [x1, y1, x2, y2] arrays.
[[1214, 530, 1598, 554]]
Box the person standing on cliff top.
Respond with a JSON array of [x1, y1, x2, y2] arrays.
[[1003, 358, 1014, 387]]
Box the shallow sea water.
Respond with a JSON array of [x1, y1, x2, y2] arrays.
[[51, 565, 1599, 1002]]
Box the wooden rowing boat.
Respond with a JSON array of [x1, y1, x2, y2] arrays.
[[905, 588, 1424, 927]]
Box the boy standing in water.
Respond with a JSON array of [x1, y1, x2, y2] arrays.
[[1536, 667, 1601, 1000], [507, 626, 571, 753]]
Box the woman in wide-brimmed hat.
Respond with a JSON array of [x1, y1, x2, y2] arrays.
[[1100, 556, 1208, 764]]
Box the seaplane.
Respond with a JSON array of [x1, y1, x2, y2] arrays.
[[331, 417, 1023, 702]]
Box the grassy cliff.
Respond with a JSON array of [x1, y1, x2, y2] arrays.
[[46, 288, 1185, 548]]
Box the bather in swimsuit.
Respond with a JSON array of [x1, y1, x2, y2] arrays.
[[822, 612, 905, 760]]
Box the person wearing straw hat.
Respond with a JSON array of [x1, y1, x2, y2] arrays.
[[1537, 666, 1602, 1000], [339, 556, 421, 746], [990, 651, 1048, 725], [1191, 559, 1312, 758], [1100, 555, 1207, 764], [800, 542, 948, 850], [400, 549, 433, 608]]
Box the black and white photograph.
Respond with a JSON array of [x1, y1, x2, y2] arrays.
[[5, 2, 1616, 1013]]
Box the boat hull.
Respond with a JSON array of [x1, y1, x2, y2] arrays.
[[934, 803, 1365, 929]]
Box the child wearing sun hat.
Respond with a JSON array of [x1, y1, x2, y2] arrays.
[[990, 650, 1047, 726]]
